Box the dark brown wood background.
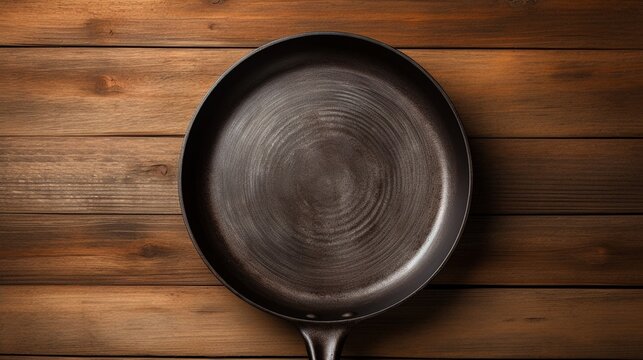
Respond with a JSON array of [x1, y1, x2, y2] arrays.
[[1, 1, 642, 359]]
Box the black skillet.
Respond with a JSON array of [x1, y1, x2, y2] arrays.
[[179, 32, 471, 360]]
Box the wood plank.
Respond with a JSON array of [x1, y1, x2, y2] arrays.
[[0, 286, 641, 358], [1, 1, 642, 48], [0, 48, 243, 136], [1, 138, 642, 215], [440, 215, 643, 285], [0, 137, 181, 214], [0, 214, 641, 286], [471, 139, 643, 213], [1, 137, 642, 215], [0, 214, 210, 285], [1, 48, 642, 137]]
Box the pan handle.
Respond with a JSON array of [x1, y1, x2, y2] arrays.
[[298, 322, 352, 360]]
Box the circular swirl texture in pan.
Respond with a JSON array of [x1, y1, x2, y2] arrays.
[[180, 33, 471, 321]]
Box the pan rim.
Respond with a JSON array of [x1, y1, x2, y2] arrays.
[[178, 31, 472, 324]]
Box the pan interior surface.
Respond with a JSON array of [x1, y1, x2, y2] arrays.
[[181, 34, 470, 321]]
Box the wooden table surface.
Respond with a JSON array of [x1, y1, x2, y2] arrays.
[[1, 1, 642, 359]]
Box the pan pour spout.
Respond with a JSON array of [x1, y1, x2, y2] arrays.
[[299, 323, 353, 360]]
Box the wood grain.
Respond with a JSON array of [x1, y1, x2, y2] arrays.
[[0, 214, 641, 286], [1, 1, 642, 49], [0, 48, 242, 136], [0, 2, 640, 359], [1, 137, 641, 215], [0, 137, 181, 214], [0, 286, 641, 358], [1, 48, 642, 137], [472, 139, 643, 214], [0, 214, 210, 285]]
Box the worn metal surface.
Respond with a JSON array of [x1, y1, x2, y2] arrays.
[[180, 33, 471, 359]]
